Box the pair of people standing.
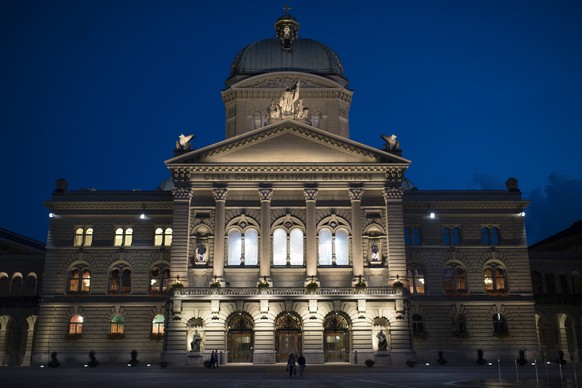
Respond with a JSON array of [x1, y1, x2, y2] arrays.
[[287, 353, 306, 378]]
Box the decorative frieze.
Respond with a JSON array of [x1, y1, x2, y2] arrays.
[[385, 167, 405, 183], [172, 187, 193, 201], [383, 187, 403, 202]]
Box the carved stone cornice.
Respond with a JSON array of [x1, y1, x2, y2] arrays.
[[171, 167, 191, 183], [348, 186, 364, 201], [383, 187, 404, 202], [303, 186, 319, 201], [172, 187, 193, 202], [212, 187, 228, 202], [257, 187, 273, 202], [385, 167, 405, 183]]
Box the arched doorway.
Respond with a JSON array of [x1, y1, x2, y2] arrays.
[[323, 312, 350, 362], [226, 312, 254, 363], [557, 313, 578, 362], [275, 312, 302, 362]]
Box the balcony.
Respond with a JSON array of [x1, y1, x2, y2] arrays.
[[172, 286, 400, 298]]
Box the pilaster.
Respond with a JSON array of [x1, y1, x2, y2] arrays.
[[348, 185, 364, 278], [383, 187, 406, 282], [304, 185, 318, 278], [212, 186, 228, 281], [171, 186, 193, 286], [258, 186, 273, 279]]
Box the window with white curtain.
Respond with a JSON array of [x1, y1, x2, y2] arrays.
[[228, 228, 258, 266], [273, 228, 287, 266], [228, 229, 242, 265], [335, 228, 349, 265], [318, 229, 333, 265], [273, 227, 304, 266], [244, 228, 258, 265], [289, 228, 304, 265]]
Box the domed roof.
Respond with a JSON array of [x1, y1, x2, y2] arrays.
[[227, 13, 347, 87]]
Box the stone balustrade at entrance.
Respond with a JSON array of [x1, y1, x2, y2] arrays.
[[173, 286, 399, 296]]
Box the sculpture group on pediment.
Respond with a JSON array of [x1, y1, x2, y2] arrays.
[[266, 79, 311, 124]]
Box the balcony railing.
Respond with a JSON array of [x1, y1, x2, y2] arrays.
[[173, 286, 400, 297]]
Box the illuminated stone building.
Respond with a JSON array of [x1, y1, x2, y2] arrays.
[[31, 11, 539, 366]]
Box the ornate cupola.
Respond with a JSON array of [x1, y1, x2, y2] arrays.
[[274, 7, 299, 50]]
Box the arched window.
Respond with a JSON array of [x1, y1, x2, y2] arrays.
[[110, 315, 125, 334], [149, 266, 170, 293], [531, 271, 543, 294], [24, 273, 37, 296], [444, 264, 466, 292], [68, 267, 91, 293], [273, 227, 304, 266], [559, 274, 570, 295], [74, 227, 93, 247], [412, 314, 426, 337], [154, 227, 173, 247], [69, 315, 83, 335], [407, 266, 425, 294], [493, 313, 508, 337], [484, 264, 507, 292], [114, 227, 133, 247], [318, 229, 333, 265], [152, 314, 165, 335], [0, 273, 8, 296], [318, 227, 349, 266], [10, 274, 22, 296], [227, 227, 259, 266], [481, 227, 500, 246], [572, 271, 582, 294], [109, 265, 131, 294]]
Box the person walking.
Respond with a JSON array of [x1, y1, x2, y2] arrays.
[[297, 352, 306, 377], [287, 353, 296, 378]]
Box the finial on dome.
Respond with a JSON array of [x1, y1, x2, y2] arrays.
[[275, 5, 299, 50]]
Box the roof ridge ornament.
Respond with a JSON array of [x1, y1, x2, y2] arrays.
[[275, 6, 299, 50]]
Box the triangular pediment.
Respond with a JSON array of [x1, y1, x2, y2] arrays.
[[166, 121, 410, 166]]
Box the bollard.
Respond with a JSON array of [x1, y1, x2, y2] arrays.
[[355, 351, 358, 365], [515, 359, 519, 382], [498, 357, 502, 384]]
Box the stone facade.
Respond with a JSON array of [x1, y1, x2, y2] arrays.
[[28, 11, 543, 367]]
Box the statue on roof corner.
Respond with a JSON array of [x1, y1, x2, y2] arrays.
[[176, 133, 194, 150], [381, 134, 400, 151]]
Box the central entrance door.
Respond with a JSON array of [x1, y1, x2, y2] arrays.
[[323, 312, 350, 362], [275, 312, 303, 362], [226, 312, 254, 363]]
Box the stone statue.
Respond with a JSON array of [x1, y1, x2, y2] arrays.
[[505, 177, 519, 192], [196, 243, 207, 262], [191, 330, 202, 352], [370, 243, 380, 262], [279, 80, 300, 115], [377, 330, 388, 351], [268, 100, 281, 119], [381, 134, 400, 151], [295, 99, 309, 120], [176, 133, 194, 150]]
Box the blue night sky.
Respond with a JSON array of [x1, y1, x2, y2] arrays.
[[1, 0, 581, 245]]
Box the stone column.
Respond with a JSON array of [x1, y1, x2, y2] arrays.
[[212, 187, 228, 282], [171, 186, 193, 286], [349, 186, 364, 278], [304, 186, 318, 278], [258, 186, 273, 279], [383, 187, 406, 282]]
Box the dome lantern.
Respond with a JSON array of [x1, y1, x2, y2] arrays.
[[274, 6, 299, 50]]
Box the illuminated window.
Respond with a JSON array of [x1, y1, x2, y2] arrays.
[[149, 266, 170, 293], [68, 315, 83, 335], [407, 265, 425, 294], [318, 227, 349, 266], [273, 227, 304, 266], [227, 227, 258, 266], [114, 227, 133, 247], [68, 267, 91, 293], [154, 227, 173, 247], [444, 264, 466, 292], [481, 227, 500, 246], [484, 265, 507, 292], [152, 314, 165, 335], [109, 265, 131, 294], [74, 227, 93, 247], [110, 315, 125, 334]]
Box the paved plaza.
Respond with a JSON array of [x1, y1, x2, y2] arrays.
[[0, 362, 579, 388]]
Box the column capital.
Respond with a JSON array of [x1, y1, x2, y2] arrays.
[[212, 187, 228, 201], [258, 186, 273, 202], [348, 186, 364, 201], [303, 186, 319, 201], [172, 187, 193, 201], [383, 187, 404, 202]]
